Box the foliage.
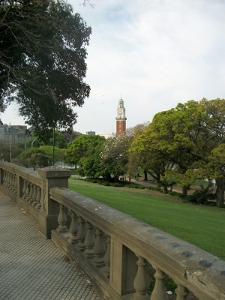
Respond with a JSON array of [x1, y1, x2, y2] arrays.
[[0, 0, 91, 135], [65, 134, 105, 177], [0, 140, 20, 162], [128, 98, 225, 205], [39, 146, 66, 163], [77, 136, 105, 177], [188, 184, 216, 204], [20, 148, 49, 169], [100, 135, 133, 180], [62, 130, 82, 144]]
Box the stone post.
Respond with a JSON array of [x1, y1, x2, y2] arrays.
[[110, 237, 137, 295], [38, 166, 71, 238]]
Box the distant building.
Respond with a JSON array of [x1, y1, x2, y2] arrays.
[[116, 98, 127, 135], [86, 131, 95, 135], [98, 132, 116, 139], [0, 124, 27, 144]]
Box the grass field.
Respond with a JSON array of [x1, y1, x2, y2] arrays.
[[68, 177, 225, 261]]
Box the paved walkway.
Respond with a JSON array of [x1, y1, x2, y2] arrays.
[[0, 193, 104, 300]]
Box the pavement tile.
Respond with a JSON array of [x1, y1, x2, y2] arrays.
[[0, 194, 104, 300]]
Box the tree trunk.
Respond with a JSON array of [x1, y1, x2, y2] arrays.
[[144, 170, 148, 181], [216, 177, 225, 206], [182, 185, 188, 196], [105, 173, 112, 182]]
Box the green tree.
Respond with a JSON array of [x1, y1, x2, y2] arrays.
[[129, 128, 176, 192], [100, 135, 133, 181], [77, 136, 105, 177], [20, 148, 49, 170], [40, 146, 66, 164], [65, 134, 105, 167], [0, 0, 91, 135], [130, 98, 225, 205]]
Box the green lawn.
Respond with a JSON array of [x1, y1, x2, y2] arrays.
[[69, 177, 225, 261]]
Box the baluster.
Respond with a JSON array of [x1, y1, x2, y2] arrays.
[[7, 171, 11, 188], [76, 216, 86, 251], [9, 172, 13, 190], [7, 172, 11, 189], [25, 181, 30, 201], [13, 174, 17, 194], [32, 185, 37, 206], [28, 183, 34, 204], [151, 267, 169, 300], [131, 256, 149, 300], [5, 171, 9, 188], [26, 182, 30, 202], [93, 228, 106, 268], [9, 172, 12, 190], [84, 221, 95, 258], [35, 186, 41, 209], [102, 235, 110, 278], [22, 179, 26, 199], [22, 180, 27, 200], [68, 211, 79, 244], [3, 170, 6, 186], [175, 284, 188, 300], [57, 204, 68, 232]]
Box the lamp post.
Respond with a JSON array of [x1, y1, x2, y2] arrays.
[[52, 128, 55, 166], [31, 137, 38, 148]]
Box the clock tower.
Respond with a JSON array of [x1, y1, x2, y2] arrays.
[[116, 98, 127, 135]]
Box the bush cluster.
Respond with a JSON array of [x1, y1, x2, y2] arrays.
[[83, 178, 224, 208]]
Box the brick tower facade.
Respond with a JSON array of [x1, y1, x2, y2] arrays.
[[116, 98, 127, 135]]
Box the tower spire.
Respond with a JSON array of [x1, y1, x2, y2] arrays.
[[116, 97, 127, 135]]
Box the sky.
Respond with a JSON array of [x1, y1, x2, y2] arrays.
[[2, 0, 225, 134]]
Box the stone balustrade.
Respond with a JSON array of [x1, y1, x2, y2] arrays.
[[0, 162, 70, 238], [50, 187, 225, 300], [0, 162, 224, 300]]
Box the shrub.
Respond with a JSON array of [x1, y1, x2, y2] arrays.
[[101, 181, 110, 186], [127, 183, 138, 188], [113, 182, 124, 187], [137, 185, 145, 189], [188, 185, 215, 204], [168, 191, 180, 196], [219, 204, 225, 208]]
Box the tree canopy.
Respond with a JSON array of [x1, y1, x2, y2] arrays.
[[0, 0, 91, 136], [65, 134, 105, 167], [129, 98, 225, 205]]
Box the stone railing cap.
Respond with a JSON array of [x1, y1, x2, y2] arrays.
[[38, 167, 71, 179]]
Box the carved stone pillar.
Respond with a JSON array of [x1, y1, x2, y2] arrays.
[[68, 211, 79, 244], [151, 267, 169, 300], [76, 216, 86, 251], [38, 166, 71, 238], [32, 184, 37, 206], [175, 284, 188, 300], [35, 186, 41, 209], [28, 183, 34, 204], [57, 204, 68, 233], [131, 256, 149, 300], [84, 221, 95, 258], [102, 235, 110, 278], [93, 228, 106, 268]]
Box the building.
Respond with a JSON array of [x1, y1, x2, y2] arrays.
[[116, 98, 127, 135], [0, 124, 27, 144], [98, 132, 116, 139]]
